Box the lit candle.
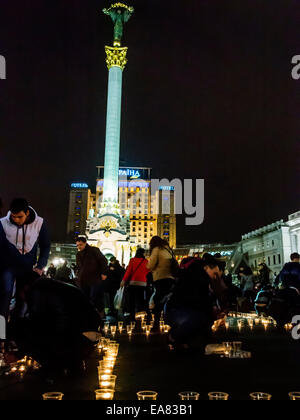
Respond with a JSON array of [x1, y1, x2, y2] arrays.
[[95, 389, 114, 400], [99, 374, 117, 390]]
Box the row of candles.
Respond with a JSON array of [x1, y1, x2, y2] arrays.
[[41, 391, 300, 400], [134, 391, 300, 400], [227, 312, 295, 333], [5, 356, 40, 379], [41, 337, 119, 401], [94, 314, 171, 400], [95, 336, 120, 400], [103, 318, 171, 338], [210, 312, 279, 333]]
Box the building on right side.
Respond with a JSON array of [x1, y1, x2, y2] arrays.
[[231, 210, 300, 275]]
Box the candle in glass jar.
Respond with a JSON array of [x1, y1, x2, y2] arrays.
[[95, 389, 114, 400], [98, 374, 117, 390]]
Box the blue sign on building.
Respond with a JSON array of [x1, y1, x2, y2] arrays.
[[71, 183, 89, 189], [119, 169, 141, 179]]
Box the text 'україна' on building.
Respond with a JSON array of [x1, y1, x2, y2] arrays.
[[66, 167, 176, 249]]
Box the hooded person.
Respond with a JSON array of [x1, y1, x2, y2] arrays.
[[0, 198, 50, 327]]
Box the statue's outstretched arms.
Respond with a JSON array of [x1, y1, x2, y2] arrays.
[[103, 8, 118, 22], [123, 8, 134, 23]]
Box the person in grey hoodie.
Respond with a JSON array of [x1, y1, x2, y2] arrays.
[[0, 198, 50, 323]]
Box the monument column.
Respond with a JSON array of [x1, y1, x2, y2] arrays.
[[101, 3, 134, 212], [86, 3, 134, 264], [102, 48, 127, 206]]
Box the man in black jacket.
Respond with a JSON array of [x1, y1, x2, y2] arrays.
[[106, 256, 125, 316], [278, 252, 300, 291], [76, 237, 108, 317]]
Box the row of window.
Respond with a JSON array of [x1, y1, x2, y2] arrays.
[[254, 240, 276, 252], [254, 254, 281, 267]]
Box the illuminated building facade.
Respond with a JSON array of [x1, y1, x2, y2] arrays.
[[88, 166, 176, 249], [67, 183, 95, 241]]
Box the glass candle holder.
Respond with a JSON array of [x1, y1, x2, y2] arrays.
[[145, 325, 151, 335], [179, 392, 199, 400], [288, 392, 300, 400], [95, 389, 114, 400], [137, 390, 158, 400], [98, 367, 113, 377], [248, 319, 254, 329], [103, 355, 116, 366], [141, 322, 147, 330], [232, 341, 242, 353], [104, 323, 110, 334], [98, 361, 114, 374], [99, 374, 117, 390], [250, 392, 272, 400], [110, 325, 117, 335], [208, 392, 229, 400], [130, 321, 136, 330], [42, 392, 64, 400], [107, 344, 119, 356], [222, 342, 232, 356]]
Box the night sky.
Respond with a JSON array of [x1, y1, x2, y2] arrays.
[[0, 0, 299, 245]]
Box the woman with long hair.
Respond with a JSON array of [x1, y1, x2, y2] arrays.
[[147, 236, 175, 330]]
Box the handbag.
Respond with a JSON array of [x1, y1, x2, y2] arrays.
[[114, 287, 125, 310]]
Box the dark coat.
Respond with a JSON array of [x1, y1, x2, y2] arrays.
[[76, 244, 108, 287], [106, 261, 125, 292], [17, 277, 101, 370], [279, 262, 300, 290], [167, 259, 228, 316]]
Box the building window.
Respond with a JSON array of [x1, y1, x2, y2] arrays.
[[278, 254, 281, 265], [268, 256, 271, 266], [273, 255, 276, 265]]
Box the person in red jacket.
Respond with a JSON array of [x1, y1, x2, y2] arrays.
[[120, 248, 149, 321]]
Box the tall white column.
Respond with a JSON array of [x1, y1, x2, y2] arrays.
[[103, 66, 123, 204]]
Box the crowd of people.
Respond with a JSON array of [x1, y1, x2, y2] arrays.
[[1, 197, 300, 375]]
